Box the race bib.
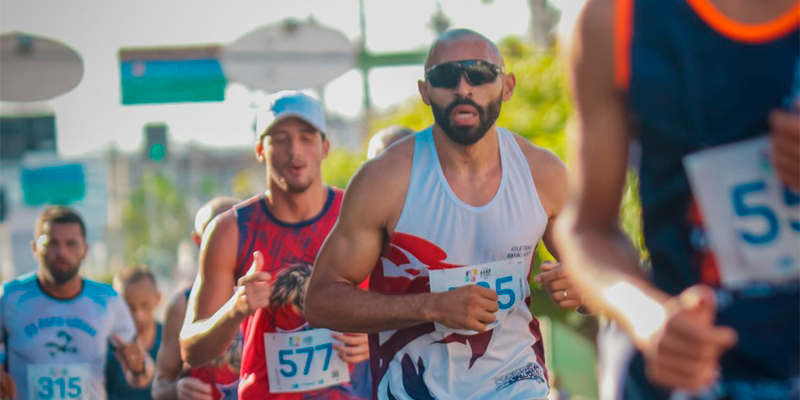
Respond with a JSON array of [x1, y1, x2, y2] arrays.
[[429, 257, 527, 335], [27, 364, 89, 400], [684, 137, 800, 288], [264, 328, 350, 393]]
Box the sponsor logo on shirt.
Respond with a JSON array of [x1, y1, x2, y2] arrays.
[[494, 362, 545, 392], [44, 331, 77, 357]]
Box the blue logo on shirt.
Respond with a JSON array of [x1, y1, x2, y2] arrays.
[[24, 316, 98, 339], [45, 331, 78, 357]]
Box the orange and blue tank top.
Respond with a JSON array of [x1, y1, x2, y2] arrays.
[[616, 0, 799, 397]]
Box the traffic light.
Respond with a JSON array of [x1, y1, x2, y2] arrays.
[[143, 123, 168, 162]]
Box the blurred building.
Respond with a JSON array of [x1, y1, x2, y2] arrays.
[[0, 113, 262, 281]]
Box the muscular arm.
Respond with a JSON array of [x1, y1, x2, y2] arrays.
[[152, 292, 187, 400], [555, 0, 668, 336], [519, 139, 590, 310], [557, 3, 738, 390], [306, 147, 499, 333], [179, 213, 244, 367], [518, 141, 568, 260], [306, 153, 434, 332]]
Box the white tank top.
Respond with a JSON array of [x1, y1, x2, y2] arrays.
[[369, 126, 550, 400]]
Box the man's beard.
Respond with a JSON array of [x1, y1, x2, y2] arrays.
[[45, 258, 80, 284], [281, 177, 314, 194], [431, 95, 502, 146]]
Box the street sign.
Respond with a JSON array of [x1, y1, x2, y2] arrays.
[[221, 20, 355, 91], [0, 32, 84, 102], [0, 114, 56, 160], [119, 45, 227, 105], [21, 163, 85, 206]]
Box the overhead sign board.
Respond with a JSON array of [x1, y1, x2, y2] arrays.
[[221, 20, 355, 91], [21, 163, 85, 206], [0, 32, 84, 102], [119, 45, 226, 105]]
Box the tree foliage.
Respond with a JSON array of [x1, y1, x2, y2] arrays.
[[122, 172, 190, 277]]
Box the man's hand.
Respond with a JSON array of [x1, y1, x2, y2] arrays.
[[111, 334, 147, 374], [176, 377, 214, 400], [639, 285, 738, 391], [0, 366, 16, 400], [534, 261, 584, 310], [427, 285, 499, 332], [233, 251, 273, 318], [332, 332, 369, 363], [770, 108, 800, 189]]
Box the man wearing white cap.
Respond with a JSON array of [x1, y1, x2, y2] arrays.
[[179, 91, 371, 399]]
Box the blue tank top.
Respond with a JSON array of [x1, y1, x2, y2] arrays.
[[620, 0, 799, 397]]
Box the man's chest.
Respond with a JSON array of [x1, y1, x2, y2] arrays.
[[7, 304, 108, 362]]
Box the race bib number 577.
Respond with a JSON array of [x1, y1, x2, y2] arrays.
[[27, 364, 89, 400], [684, 137, 800, 287], [264, 328, 350, 393]]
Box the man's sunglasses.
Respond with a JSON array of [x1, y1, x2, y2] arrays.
[[424, 60, 505, 89]]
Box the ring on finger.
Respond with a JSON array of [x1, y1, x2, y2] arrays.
[[563, 289, 568, 300]]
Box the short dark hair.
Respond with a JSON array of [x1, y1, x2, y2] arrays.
[[114, 265, 158, 288], [35, 206, 86, 239]]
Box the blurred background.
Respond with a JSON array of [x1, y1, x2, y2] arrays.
[[0, 1, 647, 398]]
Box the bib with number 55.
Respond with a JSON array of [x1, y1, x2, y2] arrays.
[[684, 137, 800, 288], [428, 257, 527, 335]]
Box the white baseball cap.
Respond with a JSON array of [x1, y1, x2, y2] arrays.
[[256, 90, 327, 141]]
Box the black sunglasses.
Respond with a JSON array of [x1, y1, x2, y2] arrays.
[[425, 60, 505, 89]]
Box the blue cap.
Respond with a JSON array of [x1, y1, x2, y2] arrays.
[[256, 90, 326, 140]]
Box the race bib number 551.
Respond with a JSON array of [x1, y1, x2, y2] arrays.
[[27, 364, 89, 400], [264, 328, 350, 393], [684, 137, 800, 287], [429, 257, 527, 335]]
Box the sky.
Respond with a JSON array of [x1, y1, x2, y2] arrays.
[[0, 0, 581, 157]]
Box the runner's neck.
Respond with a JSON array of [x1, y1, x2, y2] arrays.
[[137, 322, 157, 351], [37, 272, 83, 300], [264, 183, 329, 224], [432, 125, 502, 175]]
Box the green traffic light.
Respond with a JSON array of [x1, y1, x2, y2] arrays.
[[149, 143, 165, 161]]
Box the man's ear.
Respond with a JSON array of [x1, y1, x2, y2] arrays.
[[255, 141, 265, 162], [321, 136, 331, 160], [80, 242, 89, 261], [418, 80, 432, 106], [502, 72, 516, 101]]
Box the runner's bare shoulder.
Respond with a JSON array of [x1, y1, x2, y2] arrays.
[[342, 133, 415, 228], [513, 133, 568, 218]]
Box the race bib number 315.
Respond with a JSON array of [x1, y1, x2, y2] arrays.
[[684, 137, 800, 287], [27, 364, 89, 400], [264, 328, 350, 393], [429, 258, 527, 335]]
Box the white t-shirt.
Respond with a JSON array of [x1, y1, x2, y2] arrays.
[[1, 273, 137, 400]]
